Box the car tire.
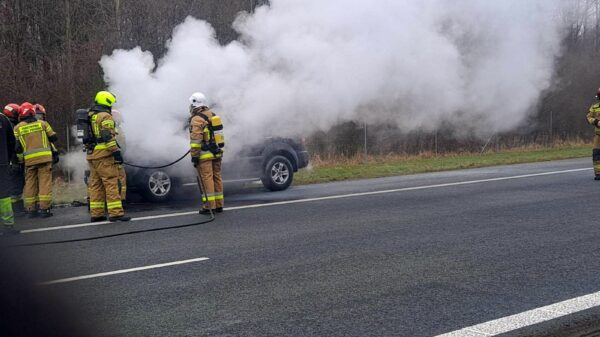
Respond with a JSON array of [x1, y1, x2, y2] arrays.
[[139, 170, 175, 202], [261, 155, 294, 191]]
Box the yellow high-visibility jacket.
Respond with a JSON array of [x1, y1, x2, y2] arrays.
[[87, 111, 118, 161], [587, 103, 600, 135], [14, 120, 57, 167], [189, 108, 223, 161]]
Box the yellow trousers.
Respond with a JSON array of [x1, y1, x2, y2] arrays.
[[23, 162, 53, 211], [118, 165, 127, 201], [88, 156, 124, 218], [196, 159, 224, 209], [594, 135, 600, 175], [0, 197, 13, 225]]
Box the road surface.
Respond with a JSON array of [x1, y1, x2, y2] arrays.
[[1, 158, 600, 337]]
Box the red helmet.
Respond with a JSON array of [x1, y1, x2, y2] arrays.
[[3, 103, 20, 119], [35, 104, 46, 115], [19, 102, 36, 119]]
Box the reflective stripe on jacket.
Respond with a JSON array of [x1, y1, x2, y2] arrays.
[[87, 111, 118, 160], [14, 120, 56, 166], [587, 103, 600, 135], [189, 108, 222, 161]]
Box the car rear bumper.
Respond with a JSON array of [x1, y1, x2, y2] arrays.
[[297, 151, 310, 170]]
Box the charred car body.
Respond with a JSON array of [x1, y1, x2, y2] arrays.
[[127, 137, 309, 202]]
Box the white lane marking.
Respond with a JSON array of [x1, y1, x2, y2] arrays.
[[21, 167, 591, 235], [20, 210, 198, 233], [433, 290, 600, 336], [40, 257, 209, 286]]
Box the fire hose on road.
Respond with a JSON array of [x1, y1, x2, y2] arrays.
[[7, 150, 216, 247]]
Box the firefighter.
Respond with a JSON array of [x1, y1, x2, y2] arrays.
[[13, 102, 58, 218], [2, 104, 20, 128], [0, 106, 16, 231], [2, 104, 25, 213], [587, 88, 600, 180], [34, 104, 60, 164], [112, 109, 127, 202], [34, 103, 46, 121], [86, 91, 130, 222], [189, 92, 224, 214]]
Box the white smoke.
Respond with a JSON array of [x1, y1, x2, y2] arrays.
[[99, 0, 565, 162]]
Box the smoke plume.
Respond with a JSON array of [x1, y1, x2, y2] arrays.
[[99, 0, 564, 162]]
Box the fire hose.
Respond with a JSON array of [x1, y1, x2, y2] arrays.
[[7, 151, 216, 247], [122, 150, 191, 169]]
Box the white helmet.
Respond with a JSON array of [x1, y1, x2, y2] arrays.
[[189, 92, 208, 108]]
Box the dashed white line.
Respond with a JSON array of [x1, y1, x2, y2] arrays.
[[40, 257, 210, 285], [433, 290, 600, 336], [21, 167, 591, 234]]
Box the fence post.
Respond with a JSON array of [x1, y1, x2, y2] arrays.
[[66, 125, 71, 184], [550, 110, 553, 146], [434, 129, 438, 156], [363, 121, 368, 161]]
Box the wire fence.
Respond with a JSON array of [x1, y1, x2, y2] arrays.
[[304, 121, 586, 161]]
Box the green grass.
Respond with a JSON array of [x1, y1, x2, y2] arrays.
[[295, 144, 591, 185]]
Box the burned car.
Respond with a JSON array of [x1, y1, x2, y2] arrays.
[[125, 137, 309, 202]]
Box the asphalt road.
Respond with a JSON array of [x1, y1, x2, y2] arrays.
[[2, 158, 600, 337]]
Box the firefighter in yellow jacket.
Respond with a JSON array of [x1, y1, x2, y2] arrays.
[[13, 102, 58, 218], [34, 104, 60, 164], [86, 91, 130, 222], [189, 92, 224, 214], [587, 88, 600, 180]]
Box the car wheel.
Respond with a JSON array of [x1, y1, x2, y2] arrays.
[[139, 170, 174, 202], [261, 155, 294, 191]]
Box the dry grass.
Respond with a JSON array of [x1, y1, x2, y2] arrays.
[[53, 176, 87, 205], [297, 141, 591, 185], [310, 140, 589, 167]]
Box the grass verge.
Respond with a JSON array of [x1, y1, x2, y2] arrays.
[[295, 143, 591, 185], [53, 178, 87, 205]]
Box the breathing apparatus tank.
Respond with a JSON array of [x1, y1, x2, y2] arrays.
[[211, 115, 224, 149], [76, 108, 94, 151]]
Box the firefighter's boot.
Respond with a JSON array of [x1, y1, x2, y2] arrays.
[[39, 209, 53, 218]]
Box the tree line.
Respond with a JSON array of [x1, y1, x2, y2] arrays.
[[1, 0, 599, 156], [0, 0, 254, 146]]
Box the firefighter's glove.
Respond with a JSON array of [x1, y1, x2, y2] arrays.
[[201, 143, 209, 151], [208, 142, 222, 155], [113, 151, 124, 165], [192, 157, 199, 167], [52, 151, 60, 164]]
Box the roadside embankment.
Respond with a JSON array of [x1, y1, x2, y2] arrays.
[[296, 143, 591, 185]]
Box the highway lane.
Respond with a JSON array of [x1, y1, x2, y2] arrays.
[[2, 158, 600, 336]]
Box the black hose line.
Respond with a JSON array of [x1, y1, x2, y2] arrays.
[[10, 215, 215, 247], [122, 150, 191, 169], [6, 161, 215, 248]]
